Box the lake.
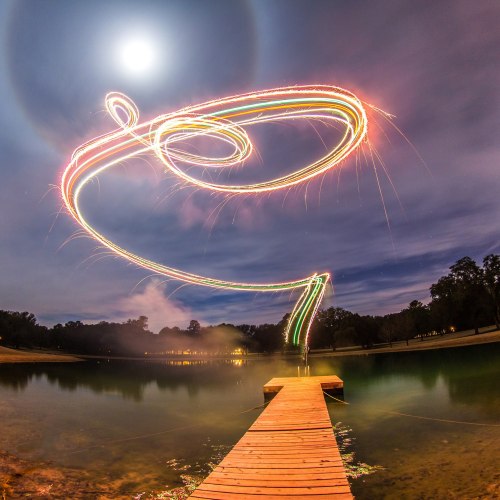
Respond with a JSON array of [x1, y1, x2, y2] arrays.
[[1, 343, 499, 498]]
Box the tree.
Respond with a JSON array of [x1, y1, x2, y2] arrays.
[[405, 300, 431, 341], [483, 254, 500, 329], [159, 326, 178, 337], [310, 307, 352, 350], [380, 314, 398, 347], [452, 257, 488, 333], [252, 316, 287, 353], [126, 316, 149, 331], [430, 257, 488, 334], [350, 314, 381, 349], [0, 310, 41, 348], [187, 319, 201, 336], [236, 324, 257, 352], [397, 310, 415, 345], [380, 311, 413, 347]]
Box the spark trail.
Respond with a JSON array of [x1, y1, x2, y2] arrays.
[[61, 85, 368, 347]]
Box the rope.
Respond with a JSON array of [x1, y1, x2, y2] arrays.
[[63, 387, 499, 456], [63, 400, 270, 455], [323, 390, 350, 404], [322, 390, 500, 427], [380, 409, 500, 427]]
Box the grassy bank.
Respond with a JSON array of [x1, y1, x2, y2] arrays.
[[310, 326, 500, 357], [0, 346, 81, 364]]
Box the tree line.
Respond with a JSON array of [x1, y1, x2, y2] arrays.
[[0, 254, 498, 355]]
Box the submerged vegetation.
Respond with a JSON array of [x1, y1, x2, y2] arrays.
[[335, 423, 384, 479], [0, 254, 498, 355]]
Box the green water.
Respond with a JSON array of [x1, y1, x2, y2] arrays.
[[0, 344, 499, 498]]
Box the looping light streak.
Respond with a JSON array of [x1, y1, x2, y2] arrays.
[[61, 85, 368, 347]]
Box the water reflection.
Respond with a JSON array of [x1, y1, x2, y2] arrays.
[[0, 344, 498, 499], [336, 344, 500, 416], [0, 360, 251, 401], [0, 344, 499, 412]]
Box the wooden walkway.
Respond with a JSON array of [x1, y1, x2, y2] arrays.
[[191, 375, 352, 499]]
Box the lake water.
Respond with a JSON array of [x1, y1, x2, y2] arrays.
[[1, 343, 499, 498]]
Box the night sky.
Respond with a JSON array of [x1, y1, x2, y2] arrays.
[[1, 0, 498, 332]]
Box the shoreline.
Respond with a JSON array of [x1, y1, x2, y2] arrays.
[[0, 327, 498, 364], [310, 326, 500, 357], [0, 450, 132, 499], [0, 346, 82, 364]]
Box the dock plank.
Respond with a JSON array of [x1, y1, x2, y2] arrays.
[[190, 376, 352, 498]]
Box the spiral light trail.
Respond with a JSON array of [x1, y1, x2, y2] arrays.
[[61, 85, 368, 347]]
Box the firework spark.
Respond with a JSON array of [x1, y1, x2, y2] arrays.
[[61, 85, 368, 347]]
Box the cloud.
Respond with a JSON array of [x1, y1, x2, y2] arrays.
[[177, 195, 208, 230], [113, 280, 192, 332]]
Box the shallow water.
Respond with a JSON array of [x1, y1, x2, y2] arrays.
[[0, 344, 499, 498]]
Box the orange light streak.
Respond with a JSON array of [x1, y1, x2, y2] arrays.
[[61, 85, 368, 346]]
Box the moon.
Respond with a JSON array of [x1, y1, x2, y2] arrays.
[[118, 36, 156, 75]]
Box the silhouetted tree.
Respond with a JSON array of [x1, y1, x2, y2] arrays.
[[483, 254, 500, 329], [252, 316, 286, 353], [187, 319, 201, 336], [431, 257, 489, 334], [405, 300, 431, 342], [310, 307, 351, 349], [381, 314, 397, 347]]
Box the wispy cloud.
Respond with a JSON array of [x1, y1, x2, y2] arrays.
[[114, 279, 192, 332]]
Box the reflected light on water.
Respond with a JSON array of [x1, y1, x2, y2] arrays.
[[0, 344, 498, 498]]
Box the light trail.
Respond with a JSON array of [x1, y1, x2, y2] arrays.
[[61, 85, 368, 347]]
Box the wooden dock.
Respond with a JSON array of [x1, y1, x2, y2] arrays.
[[191, 375, 352, 499]]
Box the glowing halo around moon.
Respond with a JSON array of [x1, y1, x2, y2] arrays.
[[61, 85, 368, 347]]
